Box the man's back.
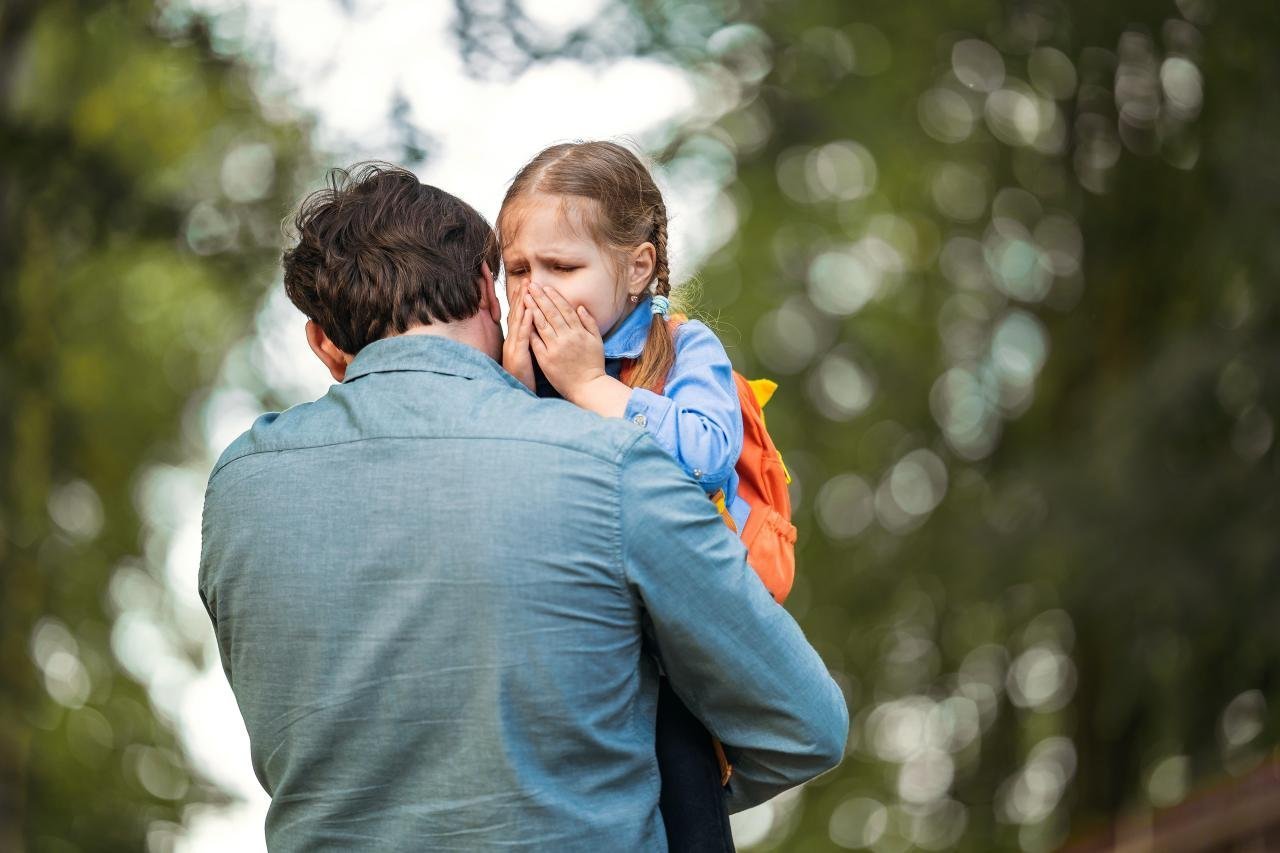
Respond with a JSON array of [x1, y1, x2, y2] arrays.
[[200, 333, 846, 851]]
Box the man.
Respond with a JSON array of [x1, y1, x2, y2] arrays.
[[198, 162, 848, 851]]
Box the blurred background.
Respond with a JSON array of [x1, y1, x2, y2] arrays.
[[2, 0, 1278, 850]]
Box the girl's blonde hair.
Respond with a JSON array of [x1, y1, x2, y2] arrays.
[[498, 141, 676, 393]]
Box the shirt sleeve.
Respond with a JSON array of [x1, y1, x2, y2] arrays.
[[619, 434, 849, 813], [198, 489, 235, 687], [622, 320, 744, 490]]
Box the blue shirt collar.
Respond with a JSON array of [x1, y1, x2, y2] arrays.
[[602, 296, 656, 360]]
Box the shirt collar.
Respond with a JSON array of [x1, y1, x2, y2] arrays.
[[602, 296, 656, 360], [342, 333, 531, 393]]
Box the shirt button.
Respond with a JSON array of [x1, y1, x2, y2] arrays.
[[632, 413, 647, 427], [693, 469, 703, 479]]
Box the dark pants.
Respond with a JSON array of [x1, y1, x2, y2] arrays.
[[656, 677, 736, 852]]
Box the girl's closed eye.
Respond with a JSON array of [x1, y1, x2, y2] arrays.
[[538, 256, 582, 274]]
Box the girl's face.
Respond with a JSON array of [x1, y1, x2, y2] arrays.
[[501, 193, 639, 338]]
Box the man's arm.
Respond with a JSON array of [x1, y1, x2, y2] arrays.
[[619, 434, 849, 813], [198, 479, 237, 688]]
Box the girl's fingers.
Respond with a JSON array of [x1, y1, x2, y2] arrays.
[[507, 289, 525, 331], [532, 305, 555, 338], [518, 300, 534, 341], [511, 293, 530, 342], [576, 305, 601, 338], [540, 286, 581, 330], [529, 284, 571, 332]]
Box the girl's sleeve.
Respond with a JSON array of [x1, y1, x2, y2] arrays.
[[622, 320, 744, 490]]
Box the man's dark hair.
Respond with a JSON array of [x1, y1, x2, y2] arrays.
[[283, 162, 500, 354]]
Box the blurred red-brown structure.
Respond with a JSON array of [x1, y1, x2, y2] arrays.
[[1068, 757, 1280, 852]]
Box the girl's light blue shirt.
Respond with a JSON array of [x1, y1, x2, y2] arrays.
[[604, 296, 751, 533]]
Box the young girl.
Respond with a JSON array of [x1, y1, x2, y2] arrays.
[[498, 141, 751, 850]]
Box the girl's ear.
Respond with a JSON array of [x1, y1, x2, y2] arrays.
[[626, 241, 657, 296]]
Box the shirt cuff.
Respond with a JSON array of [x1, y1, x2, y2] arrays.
[[625, 388, 732, 491], [623, 387, 675, 453]]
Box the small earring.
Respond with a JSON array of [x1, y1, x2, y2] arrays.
[[629, 294, 640, 304]]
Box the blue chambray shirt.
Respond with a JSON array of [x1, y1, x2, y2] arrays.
[[198, 333, 847, 852], [605, 296, 751, 532]]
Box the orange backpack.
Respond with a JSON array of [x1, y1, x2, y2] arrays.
[[621, 316, 798, 603]]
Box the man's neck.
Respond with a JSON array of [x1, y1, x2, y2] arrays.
[[395, 317, 497, 362]]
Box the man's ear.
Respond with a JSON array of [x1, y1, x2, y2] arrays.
[[627, 242, 657, 297], [478, 261, 501, 324], [305, 320, 353, 382]]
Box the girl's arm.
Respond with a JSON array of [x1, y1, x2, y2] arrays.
[[567, 373, 632, 418], [623, 320, 743, 490]]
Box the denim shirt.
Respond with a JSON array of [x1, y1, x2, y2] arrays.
[[198, 333, 848, 852], [538, 296, 751, 532]]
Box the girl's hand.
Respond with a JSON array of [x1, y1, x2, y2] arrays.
[[525, 282, 606, 402], [502, 283, 536, 392]]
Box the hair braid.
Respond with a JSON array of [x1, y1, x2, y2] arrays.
[[651, 201, 670, 297], [625, 197, 678, 392]]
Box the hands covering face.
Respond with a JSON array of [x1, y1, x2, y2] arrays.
[[502, 282, 606, 398], [502, 281, 537, 392]]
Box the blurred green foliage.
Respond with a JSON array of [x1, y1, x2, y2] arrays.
[[1, 1, 314, 849], [4, 0, 1279, 849], [457, 0, 1280, 849]]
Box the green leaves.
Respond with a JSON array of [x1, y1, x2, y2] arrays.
[[2, 1, 316, 847]]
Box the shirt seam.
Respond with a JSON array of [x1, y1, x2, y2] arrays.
[[211, 432, 639, 480], [614, 431, 701, 802], [343, 366, 532, 394], [614, 432, 650, 594]]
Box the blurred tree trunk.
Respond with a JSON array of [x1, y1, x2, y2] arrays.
[[1, 5, 44, 847]]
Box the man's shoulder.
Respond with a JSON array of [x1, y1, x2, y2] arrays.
[[207, 379, 649, 484], [208, 400, 323, 481], [506, 391, 648, 466]]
